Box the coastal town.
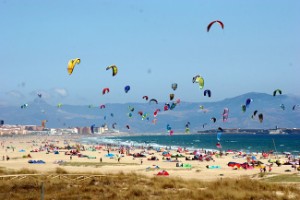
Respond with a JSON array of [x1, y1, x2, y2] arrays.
[[1, 123, 300, 136]]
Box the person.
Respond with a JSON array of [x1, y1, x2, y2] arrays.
[[263, 166, 266, 173], [118, 157, 120, 163], [268, 164, 272, 172], [141, 159, 143, 165], [70, 155, 72, 160], [100, 157, 102, 163]]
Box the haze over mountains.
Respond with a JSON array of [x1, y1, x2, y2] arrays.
[[1, 92, 299, 133]]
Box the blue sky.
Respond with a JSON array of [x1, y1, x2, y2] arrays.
[[0, 0, 299, 106]]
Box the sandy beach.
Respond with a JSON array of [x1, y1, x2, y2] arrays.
[[0, 134, 299, 181]]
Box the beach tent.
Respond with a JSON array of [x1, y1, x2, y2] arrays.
[[207, 165, 221, 169], [28, 160, 45, 164], [105, 153, 115, 158], [183, 164, 192, 169], [157, 170, 169, 176], [146, 165, 160, 171]]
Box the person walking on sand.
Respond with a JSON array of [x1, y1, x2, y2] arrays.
[[141, 159, 143, 165], [100, 157, 102, 163]]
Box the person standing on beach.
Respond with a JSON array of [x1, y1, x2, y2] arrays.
[[268, 164, 272, 172]]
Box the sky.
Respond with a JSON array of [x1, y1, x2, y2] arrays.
[[0, 0, 299, 106]]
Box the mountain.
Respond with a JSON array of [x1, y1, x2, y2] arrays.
[[1, 92, 300, 133]]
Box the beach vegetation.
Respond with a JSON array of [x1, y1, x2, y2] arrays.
[[0, 169, 300, 199]]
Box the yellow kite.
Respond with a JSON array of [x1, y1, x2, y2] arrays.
[[106, 65, 118, 76], [67, 58, 80, 75]]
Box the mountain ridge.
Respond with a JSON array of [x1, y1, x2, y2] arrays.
[[1, 92, 299, 133]]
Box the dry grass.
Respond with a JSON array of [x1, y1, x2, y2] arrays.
[[0, 168, 300, 200], [263, 174, 300, 183], [60, 161, 139, 167]]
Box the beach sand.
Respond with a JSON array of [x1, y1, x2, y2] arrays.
[[0, 134, 298, 181]]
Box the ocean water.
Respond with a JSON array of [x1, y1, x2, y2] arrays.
[[80, 133, 300, 155]]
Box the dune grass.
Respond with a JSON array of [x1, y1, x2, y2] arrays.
[[263, 174, 300, 183], [60, 161, 139, 167], [0, 168, 300, 200]]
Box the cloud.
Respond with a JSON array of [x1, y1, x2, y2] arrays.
[[54, 88, 68, 97], [6, 90, 25, 98]]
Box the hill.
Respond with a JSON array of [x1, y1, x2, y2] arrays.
[[1, 92, 299, 133]]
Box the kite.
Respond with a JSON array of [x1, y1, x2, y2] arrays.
[[245, 98, 252, 107], [153, 109, 160, 117], [170, 102, 177, 110], [102, 88, 110, 95], [280, 104, 285, 110], [185, 127, 190, 134], [21, 104, 28, 109], [37, 93, 42, 98], [251, 110, 258, 119], [292, 105, 299, 110], [100, 104, 105, 109], [211, 117, 216, 123], [149, 98, 158, 104], [143, 96, 149, 101], [67, 58, 80, 75], [241, 105, 246, 113], [164, 104, 169, 111], [106, 65, 118, 76], [222, 108, 229, 122], [57, 103, 62, 108], [273, 89, 282, 96], [124, 85, 130, 93], [258, 113, 263, 123], [207, 20, 224, 32], [128, 106, 134, 112], [204, 89, 211, 97], [193, 75, 204, 89], [171, 83, 178, 91], [170, 94, 175, 101]]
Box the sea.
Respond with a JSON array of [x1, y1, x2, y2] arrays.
[[79, 133, 300, 156]]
